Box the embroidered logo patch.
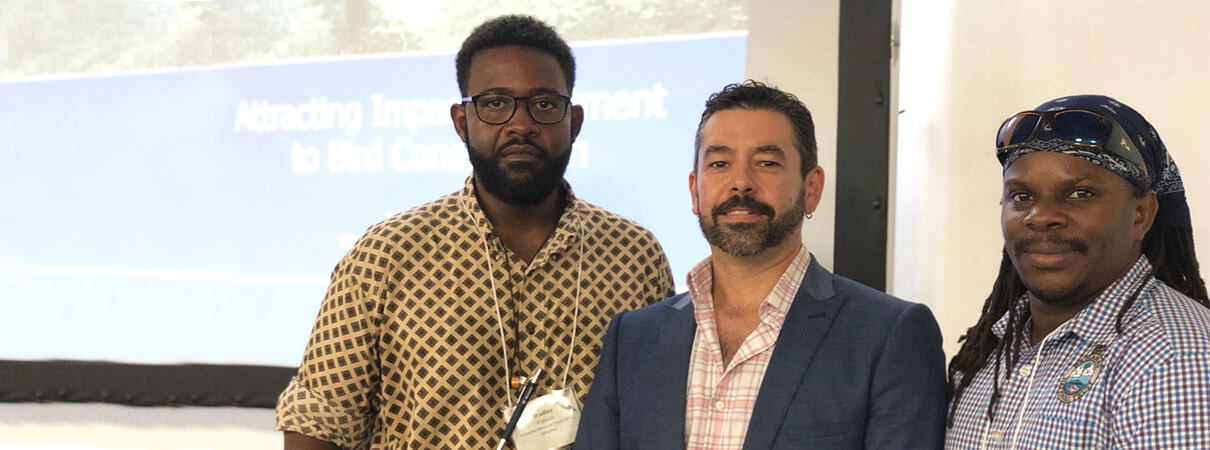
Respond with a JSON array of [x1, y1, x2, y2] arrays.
[[1057, 345, 1106, 403]]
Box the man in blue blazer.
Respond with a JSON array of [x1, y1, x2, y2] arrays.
[[575, 81, 946, 449]]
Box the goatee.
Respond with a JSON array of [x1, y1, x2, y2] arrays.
[[698, 194, 805, 257]]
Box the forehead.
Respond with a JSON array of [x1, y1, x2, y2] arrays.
[[699, 109, 797, 153], [1003, 152, 1127, 187], [466, 45, 568, 95]]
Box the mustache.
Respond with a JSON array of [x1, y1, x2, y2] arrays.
[[712, 195, 775, 220], [496, 136, 547, 158], [1011, 236, 1090, 256]]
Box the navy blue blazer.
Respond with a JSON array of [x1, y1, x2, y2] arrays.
[[575, 257, 946, 449]]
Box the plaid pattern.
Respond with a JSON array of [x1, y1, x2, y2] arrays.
[[684, 245, 811, 449], [276, 176, 676, 449], [946, 256, 1210, 449]]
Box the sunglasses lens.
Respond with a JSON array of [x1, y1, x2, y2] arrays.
[[1051, 111, 1113, 145], [996, 113, 1040, 148]]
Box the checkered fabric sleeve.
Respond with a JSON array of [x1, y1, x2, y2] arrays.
[[1111, 292, 1210, 449], [1113, 350, 1210, 448], [276, 226, 389, 448]]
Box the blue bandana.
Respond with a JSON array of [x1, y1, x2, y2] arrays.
[[998, 95, 1190, 228]]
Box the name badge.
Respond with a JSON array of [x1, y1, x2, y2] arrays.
[[511, 387, 581, 450]]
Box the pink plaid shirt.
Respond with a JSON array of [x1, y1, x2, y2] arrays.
[[683, 245, 811, 449]]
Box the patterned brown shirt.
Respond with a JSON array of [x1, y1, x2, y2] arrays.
[[276, 176, 675, 449]]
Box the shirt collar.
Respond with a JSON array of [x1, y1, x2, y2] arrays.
[[991, 255, 1155, 345], [456, 175, 583, 260], [990, 299, 1027, 340], [686, 244, 812, 326], [1065, 255, 1155, 345]]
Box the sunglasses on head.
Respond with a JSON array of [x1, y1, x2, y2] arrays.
[[995, 108, 1147, 177]]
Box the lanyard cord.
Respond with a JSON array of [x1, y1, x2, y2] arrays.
[[461, 195, 584, 407], [978, 323, 1064, 450], [479, 232, 515, 408], [1006, 325, 1061, 449], [983, 270, 1156, 449], [560, 218, 585, 389]]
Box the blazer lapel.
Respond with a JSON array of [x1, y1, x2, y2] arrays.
[[647, 294, 696, 448], [743, 257, 844, 449]]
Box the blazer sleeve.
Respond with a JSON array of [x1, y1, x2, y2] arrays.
[[575, 311, 625, 449], [864, 303, 947, 449]]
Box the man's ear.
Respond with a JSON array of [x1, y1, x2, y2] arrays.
[[689, 170, 699, 216], [803, 166, 826, 215], [1133, 190, 1159, 241], [451, 103, 469, 144], [569, 104, 585, 142]]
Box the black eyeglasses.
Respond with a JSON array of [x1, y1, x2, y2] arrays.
[[461, 93, 571, 125], [995, 109, 1147, 177]]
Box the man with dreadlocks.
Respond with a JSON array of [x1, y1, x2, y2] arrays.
[[945, 95, 1210, 449]]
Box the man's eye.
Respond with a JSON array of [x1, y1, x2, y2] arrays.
[[1069, 189, 1095, 199], [708, 161, 729, 169], [1010, 192, 1032, 202], [533, 99, 554, 110], [480, 97, 509, 109], [758, 161, 781, 167]]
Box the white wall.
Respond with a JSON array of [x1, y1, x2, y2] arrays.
[[895, 0, 1210, 358], [746, 0, 840, 269]]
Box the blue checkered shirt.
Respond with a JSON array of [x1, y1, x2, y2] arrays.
[[946, 256, 1210, 449]]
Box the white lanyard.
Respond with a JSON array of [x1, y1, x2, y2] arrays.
[[981, 272, 1153, 449], [980, 321, 1067, 450], [461, 196, 584, 408]]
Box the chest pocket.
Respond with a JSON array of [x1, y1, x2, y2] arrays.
[[1018, 378, 1109, 446]]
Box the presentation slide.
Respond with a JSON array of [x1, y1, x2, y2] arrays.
[[0, 33, 746, 366]]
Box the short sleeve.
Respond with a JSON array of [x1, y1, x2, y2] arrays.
[[276, 232, 390, 448], [645, 234, 677, 302]]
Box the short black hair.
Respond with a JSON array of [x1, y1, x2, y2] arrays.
[[455, 15, 576, 97], [694, 80, 818, 177]]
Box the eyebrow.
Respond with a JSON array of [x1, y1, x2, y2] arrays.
[[1002, 175, 1101, 190], [702, 144, 788, 158], [754, 145, 786, 157]]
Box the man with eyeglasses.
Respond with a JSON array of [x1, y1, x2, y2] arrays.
[[945, 95, 1210, 449], [275, 15, 675, 449]]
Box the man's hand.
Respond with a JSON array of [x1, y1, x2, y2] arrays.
[[284, 431, 341, 450]]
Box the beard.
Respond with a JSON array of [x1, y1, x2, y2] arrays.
[[466, 136, 571, 206], [698, 194, 806, 257]]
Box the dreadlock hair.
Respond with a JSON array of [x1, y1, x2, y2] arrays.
[[945, 249, 1027, 427], [1143, 223, 1208, 302], [946, 217, 1209, 427]]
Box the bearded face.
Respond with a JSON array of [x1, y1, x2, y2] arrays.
[[467, 135, 571, 206], [698, 193, 805, 257]]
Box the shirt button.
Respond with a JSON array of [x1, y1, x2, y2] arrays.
[[714, 400, 725, 411], [1019, 364, 1033, 378]]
